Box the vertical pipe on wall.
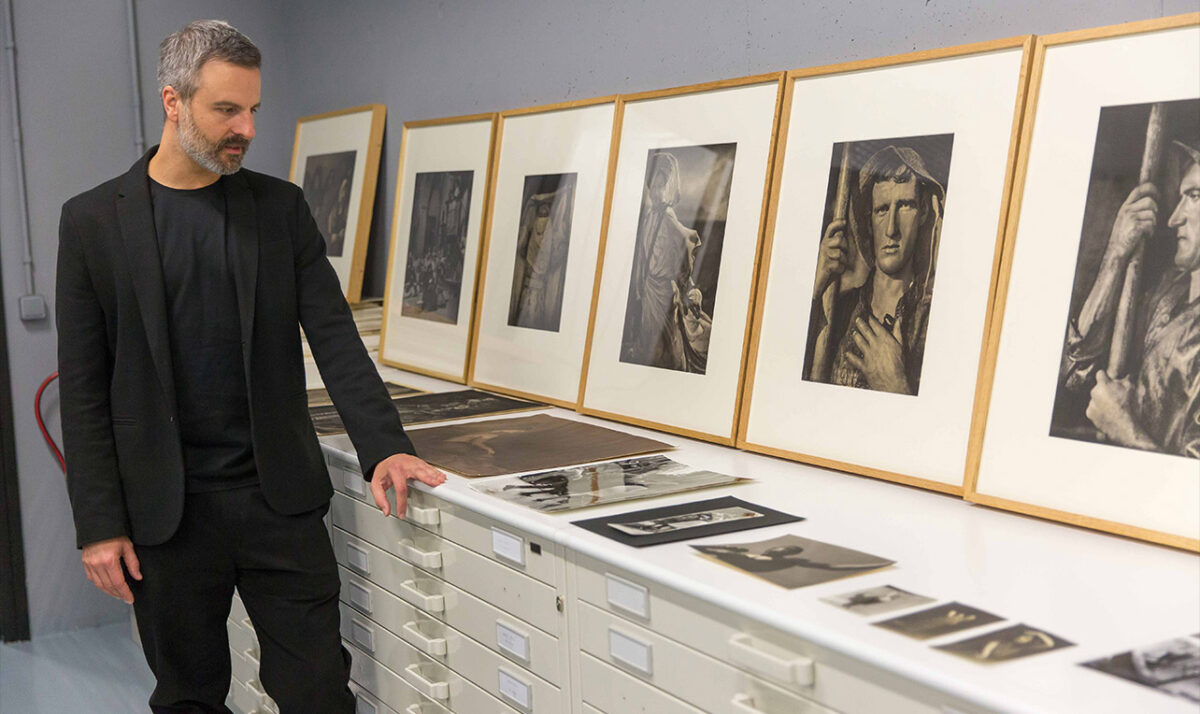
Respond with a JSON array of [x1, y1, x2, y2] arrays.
[[2, 0, 36, 297], [126, 0, 145, 157]]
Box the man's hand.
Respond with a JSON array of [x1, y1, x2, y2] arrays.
[[369, 453, 446, 518], [846, 315, 911, 394], [81, 536, 141, 604], [814, 218, 851, 298], [1105, 183, 1159, 264], [1087, 371, 1157, 450]]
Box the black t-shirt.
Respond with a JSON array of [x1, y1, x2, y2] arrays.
[[150, 177, 257, 491]]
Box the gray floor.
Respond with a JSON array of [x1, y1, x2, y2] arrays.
[[0, 621, 155, 713]]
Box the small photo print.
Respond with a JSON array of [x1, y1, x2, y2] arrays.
[[874, 601, 1003, 641], [692, 533, 893, 590], [609, 506, 763, 536], [301, 149, 358, 257], [820, 585, 936, 617], [1081, 633, 1200, 704], [936, 624, 1075, 664]]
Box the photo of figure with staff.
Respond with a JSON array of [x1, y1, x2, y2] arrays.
[[803, 135, 953, 395], [1051, 98, 1200, 459], [508, 173, 577, 331], [620, 143, 737, 374]]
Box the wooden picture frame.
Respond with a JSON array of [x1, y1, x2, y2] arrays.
[[379, 112, 498, 382], [967, 14, 1200, 551], [578, 73, 786, 445], [737, 37, 1036, 494], [467, 96, 620, 407], [288, 104, 386, 303]]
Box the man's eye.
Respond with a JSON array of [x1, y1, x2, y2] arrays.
[[1185, 189, 1200, 200]]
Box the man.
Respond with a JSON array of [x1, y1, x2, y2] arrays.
[[1060, 140, 1200, 458], [806, 145, 944, 395], [56, 20, 444, 713]]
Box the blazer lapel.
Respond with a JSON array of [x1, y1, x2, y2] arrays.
[[224, 171, 258, 381], [116, 150, 178, 416]]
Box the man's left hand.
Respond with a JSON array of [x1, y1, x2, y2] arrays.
[[369, 453, 446, 518]]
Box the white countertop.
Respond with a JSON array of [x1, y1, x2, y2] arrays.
[[317, 362, 1200, 714]]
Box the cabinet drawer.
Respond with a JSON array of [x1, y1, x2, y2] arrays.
[[346, 641, 452, 714], [342, 603, 562, 712], [575, 554, 948, 714], [341, 615, 521, 714], [332, 501, 562, 636], [341, 566, 563, 686], [330, 463, 561, 587], [579, 652, 703, 714], [578, 601, 835, 714]]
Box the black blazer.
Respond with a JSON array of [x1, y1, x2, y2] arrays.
[[56, 148, 414, 548]]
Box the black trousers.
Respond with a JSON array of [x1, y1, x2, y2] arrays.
[[129, 485, 354, 714]]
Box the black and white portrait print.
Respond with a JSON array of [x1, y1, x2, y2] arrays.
[[1050, 98, 1200, 459], [803, 134, 953, 395], [620, 143, 737, 374], [936, 624, 1074, 664], [874, 601, 1001, 641], [508, 173, 577, 331], [301, 150, 357, 257], [1082, 633, 1200, 704], [401, 170, 474, 324]]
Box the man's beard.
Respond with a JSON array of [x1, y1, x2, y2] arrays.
[[178, 104, 250, 175]]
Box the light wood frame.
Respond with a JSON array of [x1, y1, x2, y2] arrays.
[[736, 36, 1037, 495], [964, 14, 1200, 551], [466, 96, 621, 409], [288, 104, 387, 303], [379, 112, 499, 383], [577, 72, 787, 446]]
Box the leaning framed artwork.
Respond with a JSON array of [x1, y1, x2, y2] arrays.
[[289, 104, 387, 302], [969, 15, 1200, 550], [379, 113, 497, 382], [738, 38, 1035, 494], [468, 97, 619, 407], [579, 73, 785, 445]]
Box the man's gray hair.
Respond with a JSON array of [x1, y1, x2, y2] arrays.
[[157, 20, 260, 101]]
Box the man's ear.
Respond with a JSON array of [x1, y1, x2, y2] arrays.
[[162, 86, 181, 123]]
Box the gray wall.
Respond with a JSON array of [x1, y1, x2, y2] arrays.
[[1, 0, 1196, 636]]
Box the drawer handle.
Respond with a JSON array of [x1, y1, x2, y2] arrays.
[[400, 579, 445, 613], [354, 693, 377, 714], [407, 505, 440, 526], [404, 663, 450, 700], [398, 539, 443, 569], [731, 693, 767, 714], [728, 633, 814, 687], [402, 620, 447, 656], [345, 543, 371, 575], [405, 704, 436, 714], [609, 628, 653, 676], [350, 618, 375, 653], [342, 469, 366, 496]]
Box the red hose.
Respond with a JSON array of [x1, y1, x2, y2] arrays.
[[36, 371, 65, 472]]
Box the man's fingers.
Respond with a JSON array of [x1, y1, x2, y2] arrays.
[[370, 476, 391, 517], [1126, 182, 1159, 204], [107, 564, 134, 604], [851, 328, 870, 354], [844, 352, 865, 373], [1095, 370, 1110, 386], [412, 464, 446, 487], [123, 542, 142, 581]]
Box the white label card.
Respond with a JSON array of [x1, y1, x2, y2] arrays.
[[496, 621, 530, 661], [491, 527, 525, 566], [354, 694, 376, 714], [345, 544, 369, 574], [497, 668, 531, 709], [342, 470, 365, 496], [609, 628, 652, 675], [348, 582, 372, 614], [351, 621, 374, 652], [605, 573, 649, 619]]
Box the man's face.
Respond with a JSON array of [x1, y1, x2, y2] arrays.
[[1169, 161, 1200, 271], [175, 60, 260, 175], [870, 178, 925, 277]]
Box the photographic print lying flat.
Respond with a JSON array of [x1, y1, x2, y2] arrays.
[[307, 388, 544, 435], [936, 624, 1074, 663], [1081, 633, 1200, 704], [874, 601, 1003, 641], [407, 414, 672, 477], [572, 495, 797, 546], [692, 533, 893, 589], [820, 584, 936, 617], [307, 381, 423, 408], [476, 456, 746, 514]]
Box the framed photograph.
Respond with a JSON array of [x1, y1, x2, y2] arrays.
[[468, 98, 619, 407], [380, 113, 497, 382], [968, 16, 1200, 550], [572, 496, 799, 547], [738, 38, 1035, 494], [288, 104, 386, 303], [579, 74, 785, 445]]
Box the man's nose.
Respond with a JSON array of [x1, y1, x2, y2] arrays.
[[886, 205, 900, 238], [1167, 199, 1185, 228], [234, 111, 255, 140]]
